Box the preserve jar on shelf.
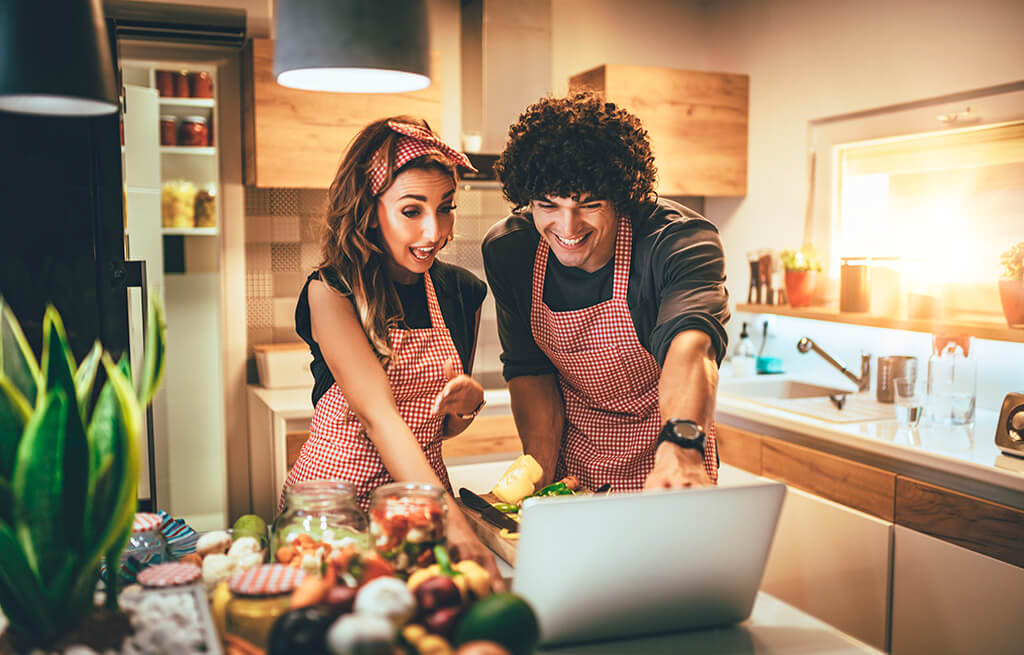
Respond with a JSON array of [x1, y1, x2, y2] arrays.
[[369, 482, 446, 577], [178, 115, 209, 146], [271, 479, 370, 562], [173, 70, 190, 97], [189, 71, 213, 98], [159, 115, 177, 146], [194, 185, 217, 227], [161, 179, 197, 228]]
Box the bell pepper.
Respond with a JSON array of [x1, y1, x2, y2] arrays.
[[492, 503, 519, 514], [406, 545, 492, 600], [492, 454, 544, 504], [452, 559, 491, 599]]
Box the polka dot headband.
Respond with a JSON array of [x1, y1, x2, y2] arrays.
[[368, 120, 477, 195]]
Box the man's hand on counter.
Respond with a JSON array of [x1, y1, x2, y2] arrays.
[[644, 441, 714, 490]]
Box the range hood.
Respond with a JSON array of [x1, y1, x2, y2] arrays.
[[104, 0, 246, 47], [460, 0, 551, 177]]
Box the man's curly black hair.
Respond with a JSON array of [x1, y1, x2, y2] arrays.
[[494, 92, 658, 217]]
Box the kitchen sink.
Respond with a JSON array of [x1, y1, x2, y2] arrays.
[[719, 379, 852, 400], [719, 377, 896, 423]]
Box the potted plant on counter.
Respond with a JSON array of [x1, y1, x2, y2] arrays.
[[780, 245, 823, 308], [0, 296, 165, 652], [999, 241, 1024, 327]]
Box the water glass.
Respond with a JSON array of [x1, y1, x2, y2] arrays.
[[894, 376, 924, 428]]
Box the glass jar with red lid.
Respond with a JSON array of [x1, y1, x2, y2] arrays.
[[178, 115, 209, 147], [189, 71, 213, 98], [173, 71, 189, 97]]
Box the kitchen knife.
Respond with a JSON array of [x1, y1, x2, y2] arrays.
[[458, 487, 520, 533]]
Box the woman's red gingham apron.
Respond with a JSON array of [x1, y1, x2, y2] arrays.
[[281, 270, 459, 511], [530, 217, 718, 491]]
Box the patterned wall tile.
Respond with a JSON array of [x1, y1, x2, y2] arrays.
[[482, 188, 512, 221], [271, 243, 300, 272], [247, 297, 272, 329], [270, 188, 299, 215], [271, 215, 301, 242], [457, 189, 483, 216], [300, 242, 321, 271], [245, 187, 272, 215], [300, 214, 321, 242], [299, 188, 327, 214], [246, 215, 272, 244], [246, 243, 271, 274], [246, 270, 273, 299]]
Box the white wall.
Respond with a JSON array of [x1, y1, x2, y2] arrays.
[[549, 0, 1024, 411]]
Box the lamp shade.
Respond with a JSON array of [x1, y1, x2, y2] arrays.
[[0, 0, 118, 116], [274, 0, 431, 94]]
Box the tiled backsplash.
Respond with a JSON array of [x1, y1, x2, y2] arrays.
[[243, 184, 513, 388]]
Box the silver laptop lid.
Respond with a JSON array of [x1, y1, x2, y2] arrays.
[[512, 481, 786, 647]]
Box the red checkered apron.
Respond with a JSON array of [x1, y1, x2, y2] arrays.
[[530, 217, 718, 491], [281, 271, 459, 511]]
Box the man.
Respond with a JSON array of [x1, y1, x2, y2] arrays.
[[482, 92, 730, 491]]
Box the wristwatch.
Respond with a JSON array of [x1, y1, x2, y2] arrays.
[[656, 419, 707, 458], [455, 398, 487, 420]]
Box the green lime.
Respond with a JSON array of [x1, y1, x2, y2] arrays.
[[454, 593, 540, 655], [232, 514, 268, 544]]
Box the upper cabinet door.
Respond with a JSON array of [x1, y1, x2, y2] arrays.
[[570, 64, 749, 197], [242, 38, 443, 188]]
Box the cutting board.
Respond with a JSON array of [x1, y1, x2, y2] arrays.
[[455, 493, 520, 565]]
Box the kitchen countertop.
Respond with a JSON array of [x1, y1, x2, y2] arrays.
[[716, 375, 1024, 509]]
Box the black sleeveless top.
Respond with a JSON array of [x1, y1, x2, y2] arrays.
[[295, 261, 487, 407]]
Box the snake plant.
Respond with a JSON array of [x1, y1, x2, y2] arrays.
[[0, 295, 165, 647]]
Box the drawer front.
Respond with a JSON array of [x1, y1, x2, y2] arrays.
[[762, 437, 895, 521], [713, 423, 762, 474]]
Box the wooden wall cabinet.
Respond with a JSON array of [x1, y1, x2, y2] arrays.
[[241, 38, 443, 188], [569, 64, 748, 197]]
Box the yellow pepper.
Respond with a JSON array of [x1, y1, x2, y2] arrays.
[[452, 560, 491, 599], [407, 564, 469, 599], [492, 454, 543, 504]]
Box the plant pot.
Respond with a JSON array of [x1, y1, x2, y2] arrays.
[[785, 270, 817, 307], [998, 278, 1024, 327]]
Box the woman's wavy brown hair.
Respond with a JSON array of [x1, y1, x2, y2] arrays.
[[317, 116, 457, 367]]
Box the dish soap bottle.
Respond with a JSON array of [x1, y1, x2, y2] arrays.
[[756, 320, 785, 375], [732, 322, 757, 377]]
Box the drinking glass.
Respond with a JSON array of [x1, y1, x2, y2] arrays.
[[894, 376, 924, 428]]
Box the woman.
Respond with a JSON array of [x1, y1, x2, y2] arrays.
[[284, 116, 499, 579]]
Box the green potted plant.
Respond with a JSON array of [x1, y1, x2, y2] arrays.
[[780, 245, 823, 308], [999, 241, 1024, 327], [0, 295, 165, 652]]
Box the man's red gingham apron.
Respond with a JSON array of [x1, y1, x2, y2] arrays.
[[530, 217, 718, 491], [281, 271, 458, 511]]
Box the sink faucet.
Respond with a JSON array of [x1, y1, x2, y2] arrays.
[[797, 337, 871, 392]]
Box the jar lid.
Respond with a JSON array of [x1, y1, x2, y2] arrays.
[[229, 564, 306, 596], [159, 115, 177, 122], [137, 562, 201, 588], [182, 115, 207, 124], [133, 513, 162, 534]]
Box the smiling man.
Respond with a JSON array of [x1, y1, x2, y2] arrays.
[[482, 92, 731, 491]]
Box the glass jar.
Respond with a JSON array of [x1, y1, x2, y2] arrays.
[[194, 185, 217, 227], [226, 564, 304, 649], [272, 479, 370, 563], [155, 70, 174, 97], [159, 115, 177, 146], [178, 115, 208, 147], [119, 512, 168, 579], [173, 70, 190, 97], [369, 482, 446, 577], [189, 71, 213, 98]]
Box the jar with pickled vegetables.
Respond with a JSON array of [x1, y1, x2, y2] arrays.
[[369, 482, 446, 577], [271, 479, 369, 566]]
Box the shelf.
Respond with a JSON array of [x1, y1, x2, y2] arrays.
[[160, 146, 216, 156], [158, 97, 215, 108], [735, 303, 1024, 343], [162, 227, 218, 236]]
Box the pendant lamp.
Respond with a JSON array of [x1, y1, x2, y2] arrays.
[[0, 0, 118, 116], [274, 0, 431, 94]]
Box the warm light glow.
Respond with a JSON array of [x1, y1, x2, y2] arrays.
[[276, 68, 430, 94], [0, 94, 118, 116]]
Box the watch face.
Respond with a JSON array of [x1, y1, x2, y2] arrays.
[[671, 420, 702, 441]]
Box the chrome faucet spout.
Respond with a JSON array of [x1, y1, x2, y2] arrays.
[[796, 337, 871, 392]]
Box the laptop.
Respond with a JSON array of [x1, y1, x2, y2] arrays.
[[511, 481, 786, 647]]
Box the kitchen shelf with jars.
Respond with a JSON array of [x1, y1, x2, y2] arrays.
[[121, 60, 219, 237]]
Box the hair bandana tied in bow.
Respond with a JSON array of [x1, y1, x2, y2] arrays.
[[368, 120, 477, 195]]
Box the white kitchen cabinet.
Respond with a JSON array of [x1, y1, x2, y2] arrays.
[[761, 487, 892, 652], [891, 525, 1024, 655]]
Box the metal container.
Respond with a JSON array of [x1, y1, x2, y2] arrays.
[[877, 355, 917, 403]]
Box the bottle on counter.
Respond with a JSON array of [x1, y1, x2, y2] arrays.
[[732, 322, 757, 377], [926, 335, 976, 425]]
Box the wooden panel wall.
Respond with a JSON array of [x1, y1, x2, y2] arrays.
[[243, 39, 443, 188]]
